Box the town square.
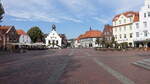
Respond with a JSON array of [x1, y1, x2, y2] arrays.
[[0, 0, 150, 84]]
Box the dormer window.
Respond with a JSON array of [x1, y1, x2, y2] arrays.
[[115, 21, 116, 26], [129, 18, 132, 22], [119, 20, 121, 24], [124, 19, 126, 23]]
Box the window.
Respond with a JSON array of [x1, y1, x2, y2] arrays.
[[124, 26, 126, 31], [119, 20, 121, 24], [143, 22, 147, 28], [119, 27, 121, 31], [124, 34, 126, 38], [56, 40, 58, 45], [115, 28, 117, 32], [148, 12, 150, 17], [130, 18, 132, 22], [136, 23, 139, 29], [148, 5, 150, 8], [130, 33, 133, 38], [130, 25, 132, 30], [124, 19, 126, 23], [115, 35, 117, 39], [109, 37, 111, 40], [144, 31, 148, 37], [136, 32, 139, 37], [120, 34, 122, 39], [144, 13, 146, 18]]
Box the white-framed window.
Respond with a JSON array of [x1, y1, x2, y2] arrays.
[[148, 12, 150, 17], [130, 33, 133, 38], [120, 34, 122, 39], [119, 27, 121, 31], [144, 13, 147, 18], [130, 25, 132, 30], [115, 21, 116, 26], [136, 23, 139, 29], [124, 34, 126, 38], [124, 19, 126, 23], [124, 26, 126, 31], [143, 21, 147, 28], [136, 32, 139, 37], [115, 28, 117, 32], [129, 18, 132, 22], [144, 31, 148, 37], [119, 20, 121, 24]]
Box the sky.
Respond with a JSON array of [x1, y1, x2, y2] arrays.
[[1, 0, 144, 39]]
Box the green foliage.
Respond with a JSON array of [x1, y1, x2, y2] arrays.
[[0, 2, 5, 21], [120, 42, 128, 49], [95, 38, 100, 45], [27, 26, 44, 43]]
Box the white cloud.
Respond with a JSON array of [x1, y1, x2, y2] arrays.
[[61, 16, 82, 23], [59, 0, 97, 15], [97, 0, 143, 14], [94, 17, 109, 24], [2, 0, 83, 23], [2, 0, 144, 24], [115, 1, 143, 14]]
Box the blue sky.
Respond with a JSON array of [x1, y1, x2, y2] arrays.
[[1, 0, 144, 39]]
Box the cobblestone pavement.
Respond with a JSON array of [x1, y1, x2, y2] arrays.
[[59, 49, 150, 84], [0, 49, 72, 84], [0, 49, 150, 84]]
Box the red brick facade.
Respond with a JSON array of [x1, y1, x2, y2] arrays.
[[103, 24, 113, 43], [0, 26, 19, 50]]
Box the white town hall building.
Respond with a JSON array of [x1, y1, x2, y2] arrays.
[[45, 24, 62, 48]]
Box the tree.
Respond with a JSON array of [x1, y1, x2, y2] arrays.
[[0, 2, 4, 21], [95, 38, 100, 46], [59, 34, 68, 48], [27, 26, 44, 43], [111, 37, 117, 48]]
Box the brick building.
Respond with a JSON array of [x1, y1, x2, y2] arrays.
[[103, 24, 113, 43], [0, 26, 18, 50]]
